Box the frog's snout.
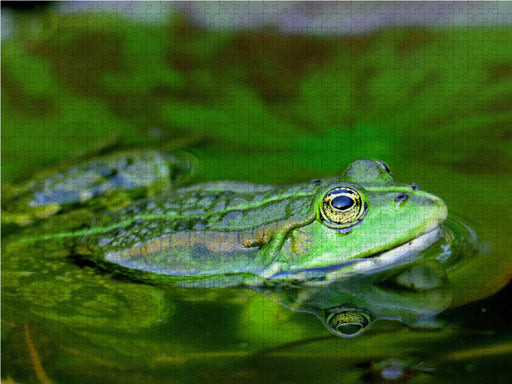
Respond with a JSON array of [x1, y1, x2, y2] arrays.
[[408, 192, 448, 233], [429, 195, 448, 226]]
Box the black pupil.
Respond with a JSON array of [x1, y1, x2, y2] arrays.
[[331, 195, 354, 210], [337, 323, 362, 336]]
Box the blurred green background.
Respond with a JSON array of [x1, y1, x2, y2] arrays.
[[2, 2, 512, 384]]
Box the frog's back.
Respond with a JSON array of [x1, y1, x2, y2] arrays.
[[80, 180, 320, 283]]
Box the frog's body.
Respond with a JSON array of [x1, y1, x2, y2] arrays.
[[8, 154, 448, 288], [4, 154, 455, 336], [2, 149, 196, 226], [58, 158, 448, 287]]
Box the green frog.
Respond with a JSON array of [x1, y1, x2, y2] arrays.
[[10, 153, 448, 289], [2, 148, 196, 227]]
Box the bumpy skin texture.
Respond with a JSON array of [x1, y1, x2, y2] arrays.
[[73, 159, 448, 287], [2, 150, 195, 226]]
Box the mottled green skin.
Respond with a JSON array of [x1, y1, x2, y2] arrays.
[[2, 149, 195, 226], [73, 159, 448, 287]]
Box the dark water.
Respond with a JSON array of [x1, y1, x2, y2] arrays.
[[2, 7, 512, 384]]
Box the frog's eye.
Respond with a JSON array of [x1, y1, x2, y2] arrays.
[[320, 187, 366, 228]]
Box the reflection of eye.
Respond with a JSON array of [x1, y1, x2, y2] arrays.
[[326, 309, 372, 337], [321, 187, 366, 229]]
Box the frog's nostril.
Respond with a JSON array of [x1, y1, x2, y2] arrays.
[[394, 192, 409, 203]]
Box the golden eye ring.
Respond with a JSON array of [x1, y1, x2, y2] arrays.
[[320, 187, 366, 228]]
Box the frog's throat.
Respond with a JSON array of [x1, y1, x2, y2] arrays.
[[262, 226, 444, 281], [326, 226, 444, 280]]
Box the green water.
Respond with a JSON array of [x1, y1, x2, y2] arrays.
[[2, 11, 512, 384]]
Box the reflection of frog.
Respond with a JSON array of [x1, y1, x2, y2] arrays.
[[256, 259, 452, 337]]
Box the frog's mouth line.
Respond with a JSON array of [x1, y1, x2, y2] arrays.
[[269, 226, 444, 282], [343, 226, 443, 275]]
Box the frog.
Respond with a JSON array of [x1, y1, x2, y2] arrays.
[[12, 154, 448, 289], [2, 148, 197, 227]]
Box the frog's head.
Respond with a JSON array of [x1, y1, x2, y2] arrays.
[[271, 159, 448, 280]]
